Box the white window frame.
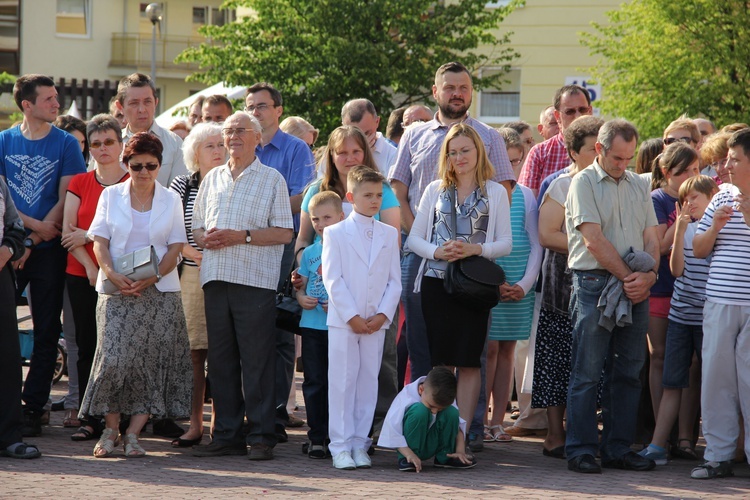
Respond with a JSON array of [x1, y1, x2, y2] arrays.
[[476, 67, 521, 124], [55, 0, 92, 39]]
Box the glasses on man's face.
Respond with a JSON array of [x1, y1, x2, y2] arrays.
[[221, 128, 248, 137], [128, 162, 159, 172], [664, 136, 693, 146], [90, 138, 118, 149], [509, 158, 523, 167], [244, 103, 273, 113], [447, 147, 476, 159], [562, 106, 591, 117]]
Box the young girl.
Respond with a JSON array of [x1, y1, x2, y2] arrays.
[[640, 175, 718, 465], [483, 128, 542, 442], [647, 142, 700, 437]]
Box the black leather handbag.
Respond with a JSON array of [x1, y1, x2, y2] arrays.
[[276, 248, 305, 334], [443, 186, 505, 311]]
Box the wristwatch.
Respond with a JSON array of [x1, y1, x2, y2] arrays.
[[156, 273, 162, 283], [648, 269, 659, 280], [245, 230, 252, 244], [23, 237, 35, 249]]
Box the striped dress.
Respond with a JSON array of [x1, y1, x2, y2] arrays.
[[489, 185, 535, 341]]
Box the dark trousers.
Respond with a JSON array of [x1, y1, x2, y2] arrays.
[[16, 245, 67, 412], [275, 239, 297, 427], [66, 274, 98, 411], [300, 327, 328, 444], [204, 281, 277, 447], [0, 264, 23, 447]]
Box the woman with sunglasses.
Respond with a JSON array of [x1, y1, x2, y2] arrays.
[[62, 114, 130, 443], [80, 132, 191, 458]]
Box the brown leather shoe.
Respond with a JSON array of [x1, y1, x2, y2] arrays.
[[504, 426, 547, 437]]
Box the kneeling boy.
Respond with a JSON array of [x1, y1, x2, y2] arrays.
[[378, 367, 475, 472]]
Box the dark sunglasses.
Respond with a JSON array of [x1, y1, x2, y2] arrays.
[[90, 138, 118, 149], [562, 106, 591, 117], [663, 136, 693, 146], [128, 162, 159, 172]]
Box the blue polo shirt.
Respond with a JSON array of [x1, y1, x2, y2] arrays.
[[256, 129, 315, 232]]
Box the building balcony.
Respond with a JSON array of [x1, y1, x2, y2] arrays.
[[109, 33, 210, 77]]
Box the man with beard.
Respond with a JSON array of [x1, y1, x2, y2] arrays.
[[389, 61, 514, 384]]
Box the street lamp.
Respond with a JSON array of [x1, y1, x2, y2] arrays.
[[145, 3, 162, 85]]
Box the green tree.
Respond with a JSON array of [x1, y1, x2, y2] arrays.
[[581, 0, 750, 139], [177, 0, 521, 137]]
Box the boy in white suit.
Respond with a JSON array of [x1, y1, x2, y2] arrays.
[[322, 166, 402, 470]]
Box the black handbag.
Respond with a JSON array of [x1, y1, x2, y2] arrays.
[[443, 186, 506, 311], [276, 247, 305, 334]]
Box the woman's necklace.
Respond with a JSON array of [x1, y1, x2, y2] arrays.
[[131, 189, 153, 212]]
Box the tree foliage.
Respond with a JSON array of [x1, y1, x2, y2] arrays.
[[177, 0, 522, 136], [580, 0, 750, 139]]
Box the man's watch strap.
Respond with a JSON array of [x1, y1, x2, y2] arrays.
[[245, 230, 252, 244], [648, 269, 658, 280]]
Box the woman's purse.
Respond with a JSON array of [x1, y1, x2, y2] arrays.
[[443, 186, 505, 311], [276, 248, 305, 335], [102, 246, 159, 294]]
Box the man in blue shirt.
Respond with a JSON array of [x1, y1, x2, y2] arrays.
[[0, 74, 86, 437], [246, 82, 316, 441]]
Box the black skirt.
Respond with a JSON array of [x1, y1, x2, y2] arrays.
[[421, 276, 489, 368]]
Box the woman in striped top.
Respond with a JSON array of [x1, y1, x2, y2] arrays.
[[484, 129, 542, 443], [168, 122, 226, 447]]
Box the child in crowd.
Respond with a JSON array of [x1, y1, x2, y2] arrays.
[[484, 128, 543, 442], [297, 191, 345, 459], [322, 166, 402, 470], [639, 175, 718, 465], [378, 366, 475, 472]]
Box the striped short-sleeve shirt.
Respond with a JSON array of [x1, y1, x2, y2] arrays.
[[668, 223, 710, 324], [696, 185, 750, 305]]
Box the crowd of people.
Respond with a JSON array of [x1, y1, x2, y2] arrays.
[[0, 63, 748, 482]]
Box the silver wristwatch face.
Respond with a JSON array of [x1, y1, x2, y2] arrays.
[[246, 231, 252, 243]]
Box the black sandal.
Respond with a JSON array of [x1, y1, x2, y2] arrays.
[[2, 442, 42, 459], [71, 425, 102, 442]]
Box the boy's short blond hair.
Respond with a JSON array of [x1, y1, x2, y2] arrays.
[[678, 174, 719, 205], [347, 165, 385, 193], [308, 190, 344, 214]]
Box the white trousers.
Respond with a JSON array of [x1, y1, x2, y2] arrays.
[[328, 326, 385, 456], [701, 301, 750, 461], [512, 338, 548, 430]]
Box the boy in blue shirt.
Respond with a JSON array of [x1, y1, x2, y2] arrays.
[[297, 191, 345, 459]]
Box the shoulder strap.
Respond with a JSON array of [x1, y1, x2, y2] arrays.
[[181, 172, 200, 212], [450, 185, 457, 240]]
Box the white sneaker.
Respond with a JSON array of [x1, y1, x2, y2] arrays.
[[332, 451, 356, 470], [352, 448, 372, 468]]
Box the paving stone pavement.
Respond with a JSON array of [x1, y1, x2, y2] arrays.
[[1, 373, 749, 499]]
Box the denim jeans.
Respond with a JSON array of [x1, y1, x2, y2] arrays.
[[565, 271, 648, 461], [401, 252, 431, 381]]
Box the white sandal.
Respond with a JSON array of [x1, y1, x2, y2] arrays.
[[93, 428, 120, 458], [123, 433, 146, 458]]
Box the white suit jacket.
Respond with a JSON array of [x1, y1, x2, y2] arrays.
[[322, 213, 402, 329], [88, 179, 187, 293]]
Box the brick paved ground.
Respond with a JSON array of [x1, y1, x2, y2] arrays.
[[1, 374, 748, 499], [4, 310, 749, 498]]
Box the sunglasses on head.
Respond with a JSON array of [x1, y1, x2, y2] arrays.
[[128, 162, 159, 172], [663, 136, 693, 146], [90, 138, 118, 149]]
